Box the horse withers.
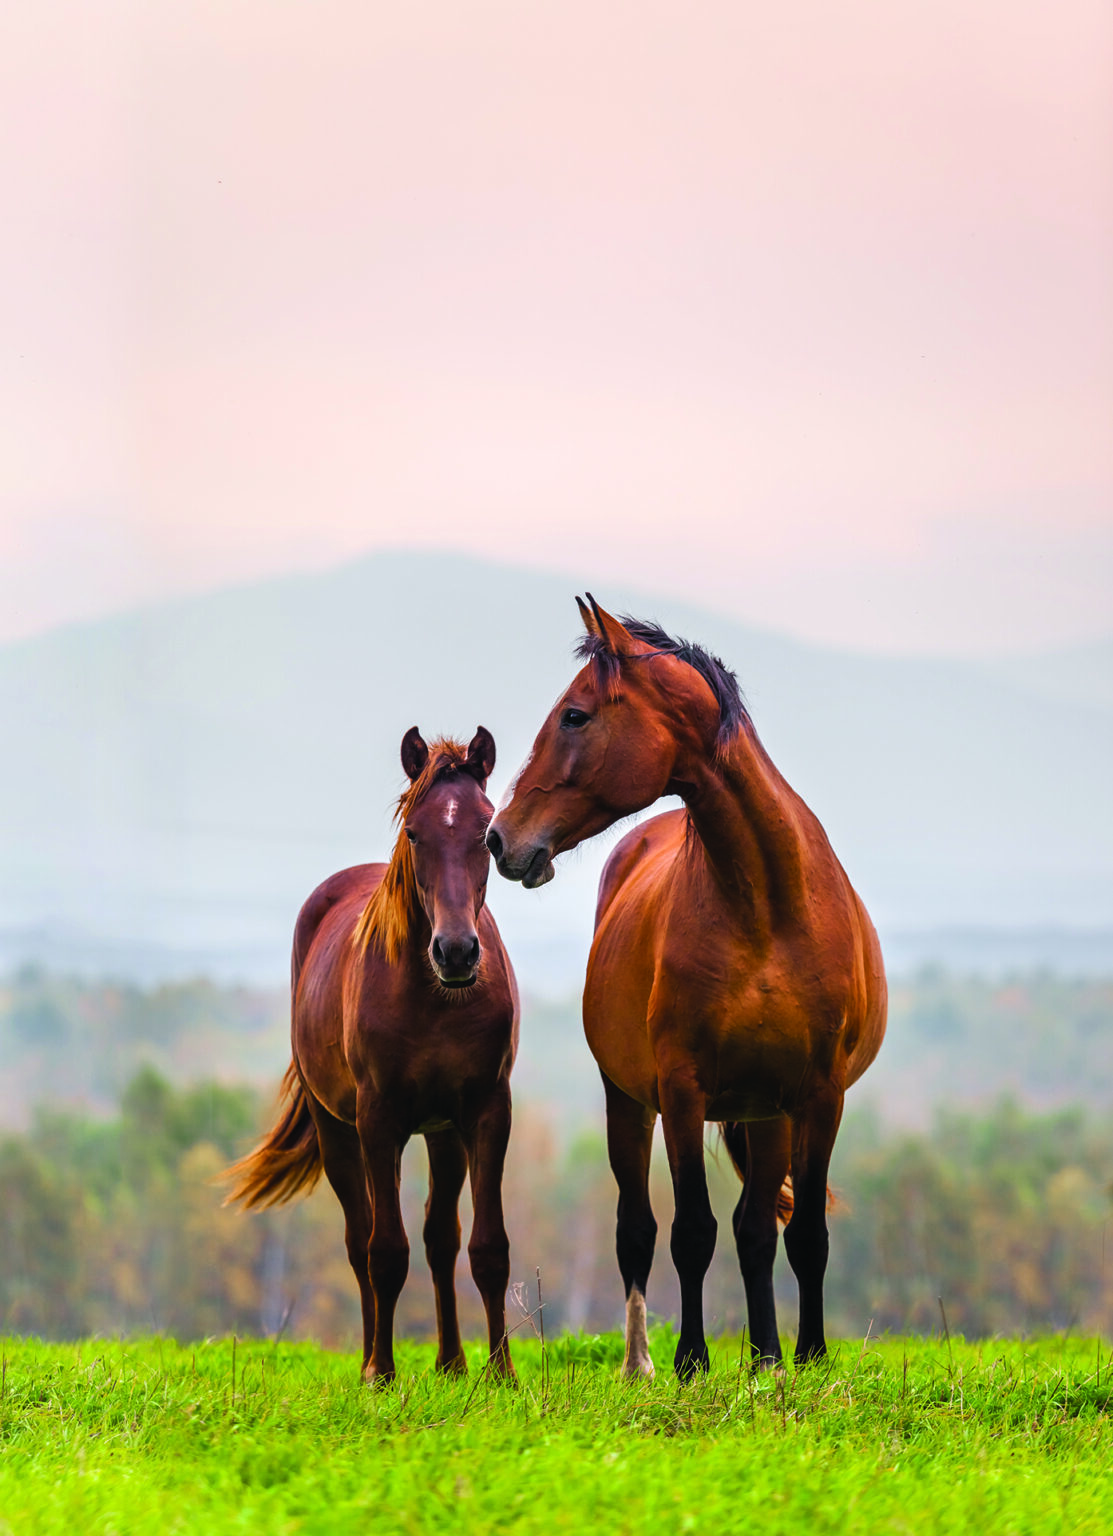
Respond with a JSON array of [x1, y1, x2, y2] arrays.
[[224, 727, 519, 1384], [487, 598, 886, 1379]]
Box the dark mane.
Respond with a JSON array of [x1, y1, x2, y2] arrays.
[[576, 618, 750, 745]]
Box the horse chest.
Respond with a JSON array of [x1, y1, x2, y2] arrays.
[[587, 906, 848, 1116], [351, 1007, 510, 1118]]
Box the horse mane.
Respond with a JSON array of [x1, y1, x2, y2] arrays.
[[352, 737, 472, 962], [576, 617, 750, 746]]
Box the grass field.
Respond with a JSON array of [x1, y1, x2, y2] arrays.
[[0, 1330, 1109, 1534]]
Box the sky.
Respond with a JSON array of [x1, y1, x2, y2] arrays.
[[1, 0, 1110, 656]]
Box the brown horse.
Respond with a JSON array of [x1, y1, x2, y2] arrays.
[[486, 598, 886, 1378], [224, 727, 519, 1383]]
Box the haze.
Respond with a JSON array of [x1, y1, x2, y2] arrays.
[[1, 0, 1110, 654]]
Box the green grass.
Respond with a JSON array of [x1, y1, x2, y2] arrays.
[[0, 1331, 1109, 1534]]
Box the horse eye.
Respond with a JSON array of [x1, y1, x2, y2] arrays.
[[405, 829, 417, 844], [561, 707, 590, 729]]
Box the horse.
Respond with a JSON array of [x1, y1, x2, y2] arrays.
[[223, 726, 519, 1384], [486, 598, 886, 1379]]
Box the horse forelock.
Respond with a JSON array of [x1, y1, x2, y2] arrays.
[[352, 738, 474, 961], [575, 619, 750, 745], [573, 632, 623, 699]]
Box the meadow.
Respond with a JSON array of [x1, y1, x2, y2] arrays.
[[0, 1331, 1109, 1535]]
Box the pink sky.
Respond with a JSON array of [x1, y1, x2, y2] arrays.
[[1, 0, 1110, 653]]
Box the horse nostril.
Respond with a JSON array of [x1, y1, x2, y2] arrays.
[[485, 826, 503, 863], [431, 934, 479, 977]]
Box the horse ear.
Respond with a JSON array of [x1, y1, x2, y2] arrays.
[[400, 726, 429, 781], [576, 595, 597, 636], [585, 593, 634, 656], [463, 725, 496, 787]]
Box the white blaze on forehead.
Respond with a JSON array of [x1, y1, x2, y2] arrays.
[[442, 798, 458, 827]]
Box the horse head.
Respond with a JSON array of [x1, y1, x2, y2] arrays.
[[352, 725, 497, 986], [486, 596, 724, 886]]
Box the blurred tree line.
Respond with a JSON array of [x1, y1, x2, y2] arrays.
[[0, 967, 288, 1122], [1, 1068, 1110, 1344], [3, 964, 1113, 1131]]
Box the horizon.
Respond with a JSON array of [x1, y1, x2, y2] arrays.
[[1, 546, 1109, 1001], [2, 543, 1111, 665]]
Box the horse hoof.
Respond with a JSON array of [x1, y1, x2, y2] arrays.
[[621, 1353, 656, 1381], [362, 1363, 395, 1387], [437, 1353, 468, 1377], [753, 1354, 782, 1374], [674, 1347, 709, 1383]]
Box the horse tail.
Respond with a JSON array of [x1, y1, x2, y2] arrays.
[[718, 1122, 833, 1225], [221, 1064, 323, 1209]]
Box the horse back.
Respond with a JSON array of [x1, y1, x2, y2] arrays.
[[292, 865, 384, 987]]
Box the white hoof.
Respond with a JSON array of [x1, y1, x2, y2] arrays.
[[622, 1290, 655, 1379]]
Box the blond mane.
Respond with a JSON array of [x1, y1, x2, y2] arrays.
[[352, 738, 471, 962]]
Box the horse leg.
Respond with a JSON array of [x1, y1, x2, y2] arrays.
[[602, 1071, 658, 1379], [357, 1104, 409, 1384], [312, 1105, 376, 1377], [463, 1082, 514, 1378], [722, 1117, 790, 1367], [783, 1090, 843, 1364], [423, 1127, 469, 1375], [659, 1067, 716, 1381]]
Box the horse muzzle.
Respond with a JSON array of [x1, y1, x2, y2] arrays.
[[430, 933, 481, 987], [485, 825, 555, 889]]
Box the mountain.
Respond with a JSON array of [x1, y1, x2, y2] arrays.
[[0, 550, 1109, 991]]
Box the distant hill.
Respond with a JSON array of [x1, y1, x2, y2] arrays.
[[0, 550, 1109, 991]]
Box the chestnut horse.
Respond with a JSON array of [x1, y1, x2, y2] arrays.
[[487, 599, 886, 1378], [224, 727, 519, 1383]]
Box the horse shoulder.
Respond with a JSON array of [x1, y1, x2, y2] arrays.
[[584, 816, 688, 1107], [477, 906, 522, 1048], [594, 809, 687, 927]]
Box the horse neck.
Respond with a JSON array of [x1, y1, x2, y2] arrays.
[[355, 832, 430, 964], [676, 724, 810, 933]]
